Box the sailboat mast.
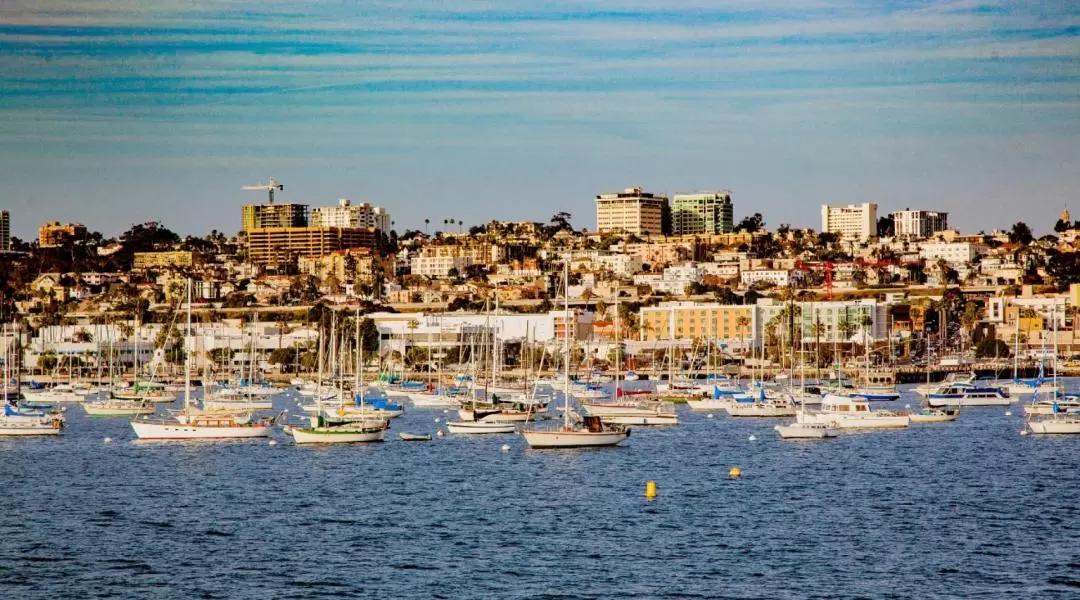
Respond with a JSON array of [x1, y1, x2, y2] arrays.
[[614, 291, 620, 400], [563, 259, 571, 428], [184, 279, 192, 411], [354, 306, 361, 398]]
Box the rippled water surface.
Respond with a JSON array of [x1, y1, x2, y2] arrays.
[[2, 384, 1079, 599]]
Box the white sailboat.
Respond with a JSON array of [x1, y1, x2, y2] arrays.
[[1, 329, 64, 436], [131, 281, 276, 440], [522, 261, 630, 449], [1027, 306, 1080, 435]]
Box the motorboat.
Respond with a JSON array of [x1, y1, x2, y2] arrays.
[[909, 407, 960, 423], [801, 394, 909, 429], [926, 382, 1010, 407], [723, 385, 796, 418], [913, 372, 975, 396]]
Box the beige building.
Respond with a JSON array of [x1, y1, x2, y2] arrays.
[[595, 187, 667, 235], [821, 203, 877, 241], [241, 203, 309, 232], [639, 302, 757, 348], [891, 209, 948, 239], [133, 251, 197, 270], [246, 227, 377, 268], [298, 248, 375, 282], [38, 221, 87, 247]]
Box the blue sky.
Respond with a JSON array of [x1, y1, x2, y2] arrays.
[[1, 0, 1077, 239]]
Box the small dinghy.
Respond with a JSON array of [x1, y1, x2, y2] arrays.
[[399, 432, 432, 441]]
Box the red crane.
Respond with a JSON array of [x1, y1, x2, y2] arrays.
[[794, 259, 834, 300]]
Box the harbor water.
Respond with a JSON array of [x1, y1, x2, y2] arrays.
[[1, 384, 1078, 599]]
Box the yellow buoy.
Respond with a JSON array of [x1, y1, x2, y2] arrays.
[[729, 467, 742, 479], [644, 480, 657, 499]]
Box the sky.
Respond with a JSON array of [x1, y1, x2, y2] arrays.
[[0, 0, 1078, 239]]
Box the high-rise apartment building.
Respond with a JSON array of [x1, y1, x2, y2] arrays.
[[241, 203, 309, 232], [311, 199, 392, 232], [38, 221, 87, 247], [890, 209, 948, 239], [595, 187, 667, 236], [820, 203, 877, 241], [671, 191, 734, 235], [0, 210, 9, 251]]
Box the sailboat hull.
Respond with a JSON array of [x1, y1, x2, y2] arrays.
[[521, 429, 629, 448], [446, 422, 516, 434], [130, 420, 271, 439], [598, 414, 678, 426], [1029, 419, 1080, 435], [292, 428, 386, 444], [774, 423, 838, 439]]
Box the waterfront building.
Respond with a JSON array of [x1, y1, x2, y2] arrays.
[[0, 210, 9, 251], [821, 203, 877, 241], [891, 209, 948, 239], [638, 301, 758, 349], [241, 202, 309, 232], [246, 226, 377, 268], [759, 298, 889, 344], [671, 191, 734, 235], [311, 199, 392, 232], [595, 187, 667, 235], [38, 221, 87, 247]]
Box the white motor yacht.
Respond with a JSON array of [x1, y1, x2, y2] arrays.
[[801, 394, 909, 429]]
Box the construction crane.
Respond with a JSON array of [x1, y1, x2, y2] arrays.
[[242, 177, 284, 204]]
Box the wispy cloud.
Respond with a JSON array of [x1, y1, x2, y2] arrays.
[[0, 1, 1077, 236]]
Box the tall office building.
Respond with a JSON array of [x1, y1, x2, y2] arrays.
[[891, 209, 948, 239], [595, 187, 667, 236], [311, 199, 392, 232], [821, 203, 878, 241], [241, 203, 309, 232], [671, 191, 734, 235], [0, 210, 9, 251]]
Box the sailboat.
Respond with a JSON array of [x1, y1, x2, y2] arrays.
[[581, 293, 678, 426], [1027, 306, 1080, 434], [131, 281, 276, 440], [521, 261, 630, 449], [1, 327, 64, 436]]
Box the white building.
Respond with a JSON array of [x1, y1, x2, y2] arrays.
[[595, 187, 667, 235], [311, 199, 392, 232], [919, 241, 981, 265], [821, 203, 878, 241], [740, 269, 794, 288], [891, 209, 948, 239], [410, 255, 473, 278], [594, 253, 644, 277]]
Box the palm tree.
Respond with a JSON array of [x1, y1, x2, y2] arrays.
[[736, 315, 751, 359], [424, 219, 430, 235]]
